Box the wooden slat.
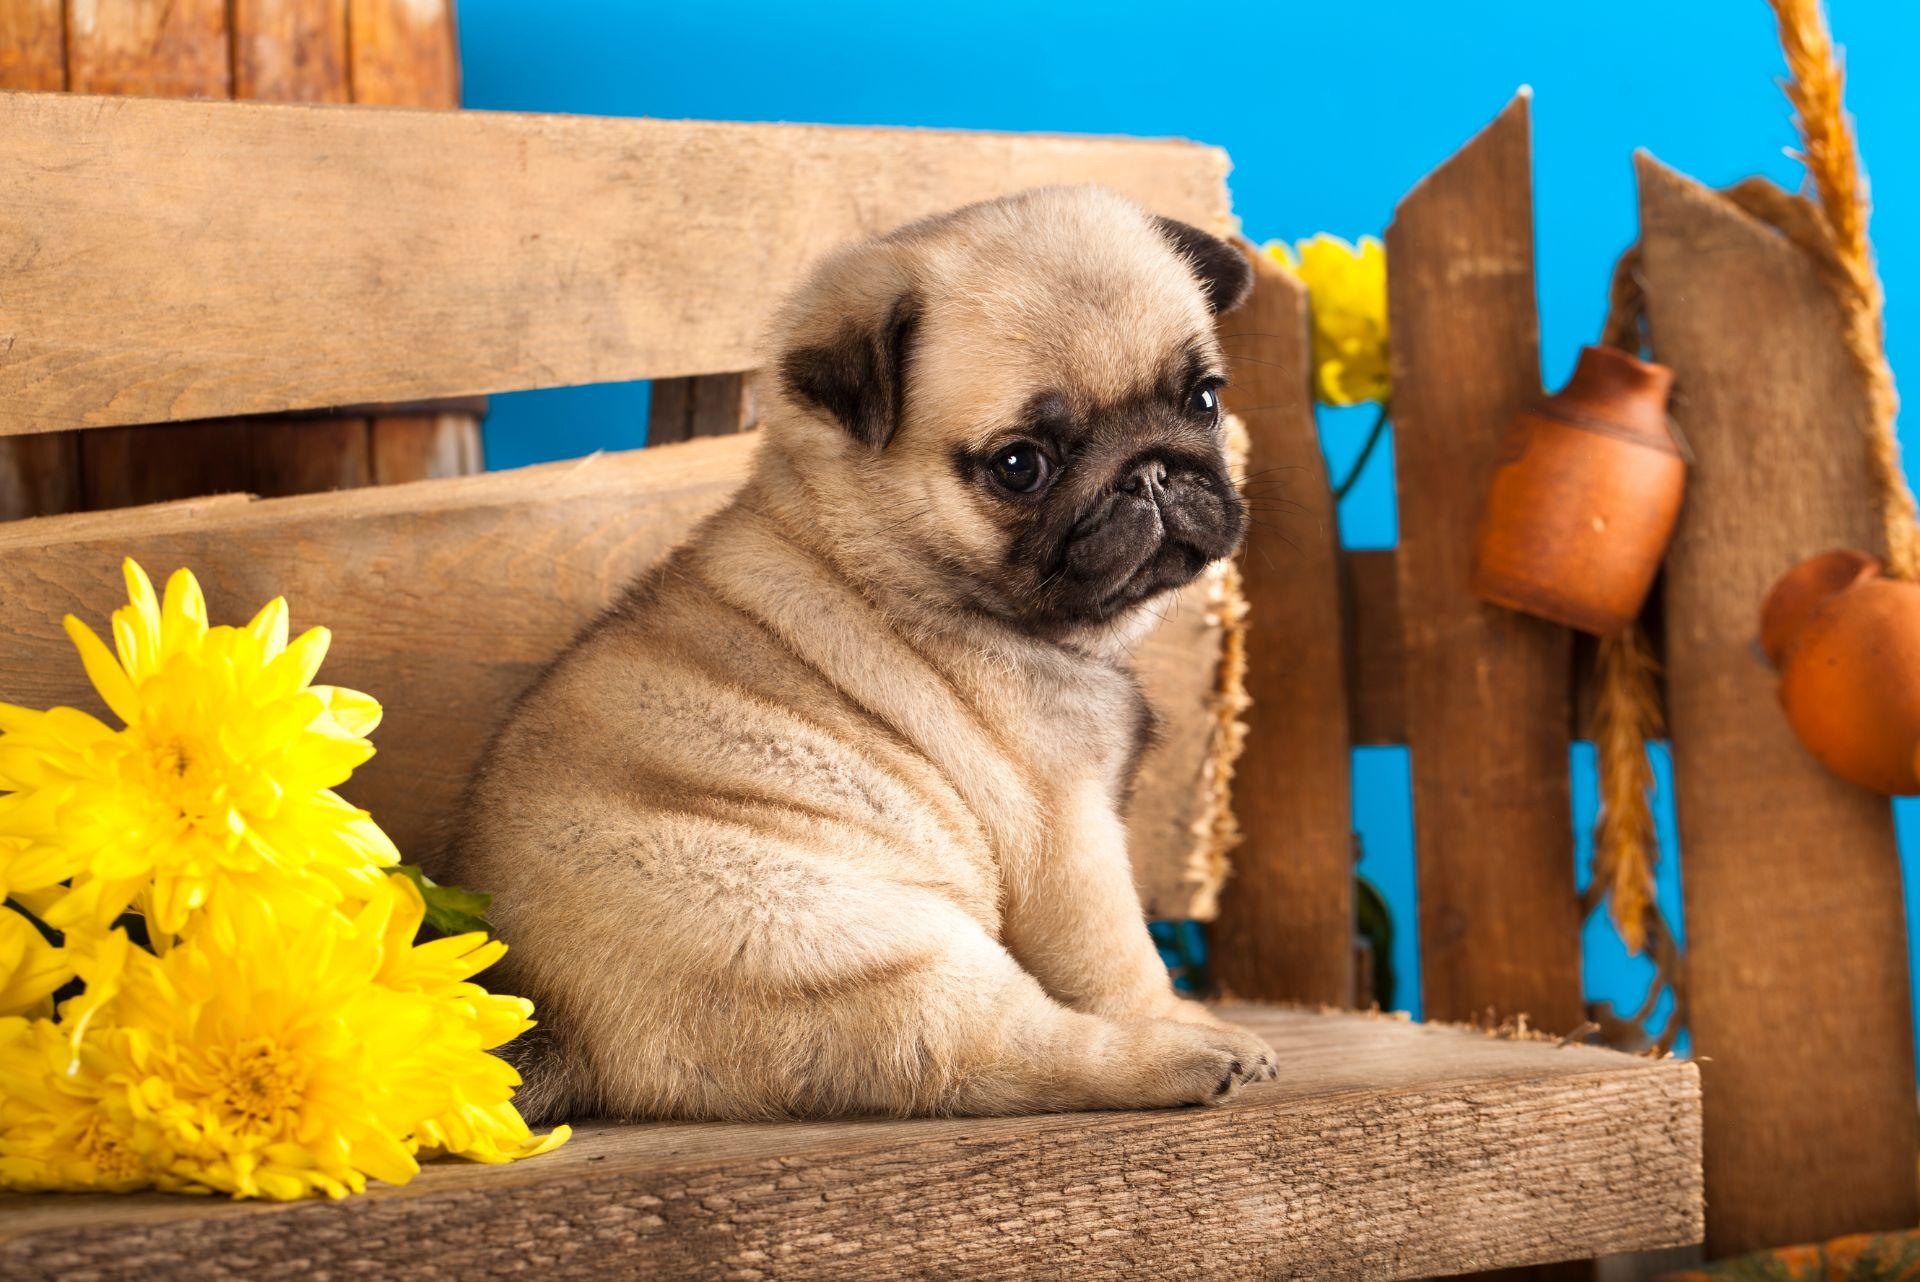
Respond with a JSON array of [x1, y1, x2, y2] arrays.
[[71, 0, 391, 510], [1387, 93, 1583, 1033], [368, 412, 482, 483], [232, 0, 349, 102], [0, 0, 62, 91], [346, 0, 459, 108], [0, 1007, 1704, 1281], [64, 0, 228, 98], [0, 0, 77, 520], [1344, 548, 1405, 746], [1211, 246, 1353, 1004], [0, 91, 1234, 435], [0, 433, 1229, 919], [1637, 157, 1920, 1257], [80, 419, 374, 506], [346, 0, 483, 480], [647, 373, 758, 446]]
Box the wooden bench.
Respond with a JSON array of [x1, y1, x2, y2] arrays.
[[0, 77, 1724, 1281]]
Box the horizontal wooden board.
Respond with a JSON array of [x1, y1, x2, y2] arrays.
[[0, 91, 1232, 435], [0, 1006, 1702, 1280], [0, 431, 1228, 918]]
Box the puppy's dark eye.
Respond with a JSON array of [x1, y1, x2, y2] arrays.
[[989, 442, 1053, 494], [1187, 380, 1223, 422]]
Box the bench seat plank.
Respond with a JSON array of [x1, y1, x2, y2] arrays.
[[0, 1006, 1702, 1281]]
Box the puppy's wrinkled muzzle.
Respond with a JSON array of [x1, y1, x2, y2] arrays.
[[1055, 462, 1244, 622]]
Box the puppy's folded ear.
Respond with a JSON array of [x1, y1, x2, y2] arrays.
[[776, 245, 920, 450], [1153, 216, 1255, 316]]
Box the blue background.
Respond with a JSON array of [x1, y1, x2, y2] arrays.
[[456, 0, 1920, 1032]]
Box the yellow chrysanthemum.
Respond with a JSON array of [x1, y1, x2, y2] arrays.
[[0, 906, 67, 1018], [367, 875, 565, 1165], [0, 560, 398, 941], [0, 879, 565, 1201], [1265, 234, 1390, 407]]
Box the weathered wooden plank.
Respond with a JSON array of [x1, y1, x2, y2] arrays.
[[63, 0, 228, 97], [0, 91, 1234, 435], [0, 0, 77, 520], [0, 1007, 1703, 1281], [1344, 548, 1404, 746], [0, 0, 62, 91], [647, 373, 758, 445], [346, 0, 459, 108], [1387, 93, 1583, 1032], [368, 412, 483, 483], [0, 433, 1229, 919], [1210, 246, 1353, 1004], [232, 0, 349, 102], [80, 419, 374, 506], [346, 0, 484, 480], [1637, 156, 1919, 1257]]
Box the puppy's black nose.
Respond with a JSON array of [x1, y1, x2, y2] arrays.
[[1122, 458, 1170, 496]]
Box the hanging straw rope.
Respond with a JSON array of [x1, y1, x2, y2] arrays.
[[1768, 0, 1919, 579], [1585, 249, 1686, 1052]]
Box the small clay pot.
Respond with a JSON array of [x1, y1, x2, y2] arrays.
[[1760, 548, 1920, 796], [1471, 345, 1686, 635]]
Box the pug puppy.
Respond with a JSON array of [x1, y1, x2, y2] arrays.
[[446, 185, 1277, 1123]]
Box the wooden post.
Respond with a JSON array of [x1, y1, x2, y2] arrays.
[[0, 0, 80, 520], [1638, 156, 1920, 1257], [348, 0, 485, 477], [1211, 245, 1355, 1006], [1387, 93, 1584, 1033], [647, 374, 759, 446], [52, 0, 481, 509]]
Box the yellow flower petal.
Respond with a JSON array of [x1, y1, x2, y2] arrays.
[[61, 617, 139, 727]]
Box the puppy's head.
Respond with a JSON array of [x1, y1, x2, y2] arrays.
[[763, 186, 1251, 638]]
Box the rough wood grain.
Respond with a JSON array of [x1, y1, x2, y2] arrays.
[[232, 0, 349, 102], [80, 418, 374, 506], [64, 0, 228, 97], [347, 0, 484, 479], [1387, 94, 1583, 1033], [1637, 156, 1920, 1257], [368, 413, 483, 483], [1210, 246, 1353, 1004], [1344, 548, 1405, 747], [0, 434, 1227, 919], [347, 0, 459, 108], [0, 1007, 1704, 1281], [0, 0, 62, 91], [0, 0, 77, 519], [0, 91, 1234, 434], [648, 373, 758, 445]]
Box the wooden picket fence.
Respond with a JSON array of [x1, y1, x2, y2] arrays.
[[0, 6, 1902, 1273], [1216, 94, 1919, 1261]]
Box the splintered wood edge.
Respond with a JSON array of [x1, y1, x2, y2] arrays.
[[0, 1009, 1703, 1281]]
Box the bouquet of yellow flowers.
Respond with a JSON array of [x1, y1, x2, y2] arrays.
[[0, 561, 566, 1200]]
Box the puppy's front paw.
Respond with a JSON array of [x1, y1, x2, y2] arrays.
[[1110, 1019, 1278, 1109]]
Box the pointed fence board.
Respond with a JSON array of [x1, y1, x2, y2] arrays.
[[0, 1007, 1704, 1282], [0, 91, 1233, 435], [1637, 156, 1919, 1257], [1210, 245, 1354, 1004], [1386, 94, 1584, 1033]]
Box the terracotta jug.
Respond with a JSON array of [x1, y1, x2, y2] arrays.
[[1471, 345, 1686, 635], [1760, 548, 1920, 796]]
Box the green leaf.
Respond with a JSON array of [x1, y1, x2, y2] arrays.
[[393, 864, 495, 936]]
